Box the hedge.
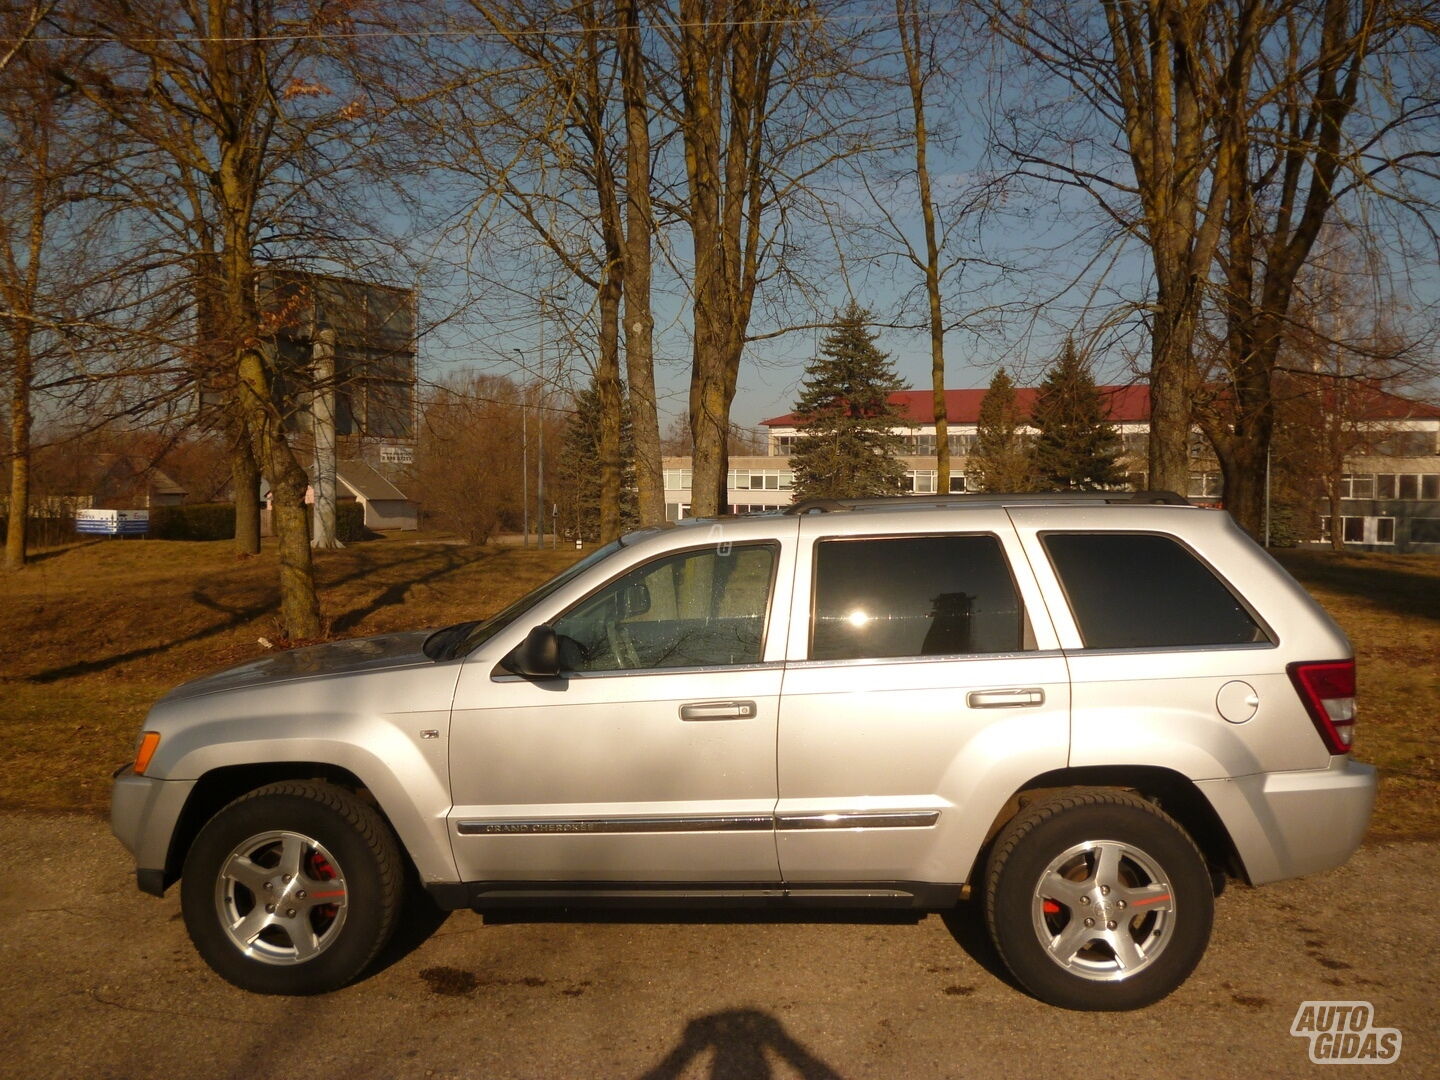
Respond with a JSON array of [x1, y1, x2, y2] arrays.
[[149, 502, 236, 541]]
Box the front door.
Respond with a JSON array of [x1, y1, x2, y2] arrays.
[[447, 539, 791, 886]]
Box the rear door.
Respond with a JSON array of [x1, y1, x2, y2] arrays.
[[775, 511, 1071, 888]]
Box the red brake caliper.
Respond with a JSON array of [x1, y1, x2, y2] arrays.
[[307, 852, 343, 919]]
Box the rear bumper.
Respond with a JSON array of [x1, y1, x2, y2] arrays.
[[111, 765, 196, 895], [1197, 758, 1377, 886]]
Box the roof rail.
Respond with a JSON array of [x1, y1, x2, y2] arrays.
[[783, 491, 1190, 515]]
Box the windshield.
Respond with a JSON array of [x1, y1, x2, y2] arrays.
[[425, 539, 627, 661]]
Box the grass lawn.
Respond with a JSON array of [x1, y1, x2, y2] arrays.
[[1, 534, 1434, 842]]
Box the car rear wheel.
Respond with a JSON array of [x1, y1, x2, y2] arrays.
[[984, 790, 1213, 1010], [181, 781, 403, 994]]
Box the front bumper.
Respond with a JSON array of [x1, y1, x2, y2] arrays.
[[110, 765, 196, 896], [1197, 757, 1377, 886]]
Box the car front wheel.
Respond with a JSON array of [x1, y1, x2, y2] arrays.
[[181, 781, 403, 994], [984, 790, 1214, 1010]]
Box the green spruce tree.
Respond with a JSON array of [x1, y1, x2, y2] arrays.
[[789, 303, 908, 501], [555, 381, 636, 540], [970, 366, 1033, 492], [1029, 340, 1125, 490]]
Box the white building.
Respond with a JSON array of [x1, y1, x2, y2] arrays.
[[662, 384, 1440, 552]]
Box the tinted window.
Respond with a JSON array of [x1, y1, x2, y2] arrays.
[[553, 543, 775, 671], [1044, 533, 1265, 649], [811, 535, 1024, 661]]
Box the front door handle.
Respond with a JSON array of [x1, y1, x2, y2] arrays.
[[966, 688, 1045, 709], [680, 700, 758, 721]]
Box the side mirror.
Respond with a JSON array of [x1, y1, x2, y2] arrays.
[[501, 624, 561, 679]]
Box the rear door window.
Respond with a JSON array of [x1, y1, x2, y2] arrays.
[[1043, 532, 1267, 649], [810, 535, 1024, 661]]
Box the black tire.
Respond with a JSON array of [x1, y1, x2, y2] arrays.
[[180, 781, 403, 994], [984, 790, 1213, 1011]]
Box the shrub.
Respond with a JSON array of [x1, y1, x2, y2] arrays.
[[334, 503, 369, 543], [149, 503, 236, 541]]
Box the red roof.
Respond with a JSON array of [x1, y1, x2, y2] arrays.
[[762, 384, 1155, 427], [1339, 382, 1440, 421]]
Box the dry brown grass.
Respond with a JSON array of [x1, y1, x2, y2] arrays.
[[1272, 549, 1440, 842], [2, 536, 1434, 842], [0, 534, 582, 812]]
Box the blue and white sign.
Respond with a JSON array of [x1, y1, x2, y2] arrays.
[[76, 509, 150, 536]]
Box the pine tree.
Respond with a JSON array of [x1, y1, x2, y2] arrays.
[[1029, 340, 1125, 490], [555, 381, 636, 540], [970, 367, 1033, 492], [789, 303, 908, 501]]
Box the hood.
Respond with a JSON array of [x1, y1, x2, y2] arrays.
[[160, 630, 437, 704]]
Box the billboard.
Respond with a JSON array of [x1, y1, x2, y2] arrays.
[[256, 269, 418, 442]]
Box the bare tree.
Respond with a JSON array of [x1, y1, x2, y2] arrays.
[[617, 0, 664, 527], [894, 0, 954, 491], [56, 0, 393, 636], [1, 8, 114, 569], [408, 373, 531, 544], [987, 0, 1439, 534], [658, 0, 880, 517]]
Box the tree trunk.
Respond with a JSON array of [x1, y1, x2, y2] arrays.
[[898, 0, 949, 492], [230, 415, 262, 555], [596, 273, 625, 544], [619, 0, 663, 527], [6, 336, 32, 570], [1147, 307, 1197, 495], [237, 345, 321, 638]]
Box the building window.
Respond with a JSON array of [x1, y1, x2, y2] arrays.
[[1321, 516, 1395, 546], [908, 470, 937, 494], [1398, 474, 1419, 499], [728, 469, 793, 490], [1341, 474, 1375, 499], [948, 433, 975, 456], [1425, 475, 1440, 500], [772, 435, 798, 456], [949, 474, 968, 494], [1187, 472, 1222, 499], [663, 469, 693, 491], [1376, 474, 1397, 499]]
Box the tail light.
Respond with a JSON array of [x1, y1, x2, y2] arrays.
[[1287, 660, 1356, 755]]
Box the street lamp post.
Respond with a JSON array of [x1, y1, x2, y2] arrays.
[[515, 348, 529, 548], [538, 289, 566, 550]]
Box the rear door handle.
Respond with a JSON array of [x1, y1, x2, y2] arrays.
[[680, 700, 758, 721], [966, 688, 1045, 708]]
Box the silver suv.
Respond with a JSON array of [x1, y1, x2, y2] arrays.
[[111, 493, 1375, 1009]]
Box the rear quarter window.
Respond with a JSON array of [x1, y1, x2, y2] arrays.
[[1043, 532, 1267, 649]]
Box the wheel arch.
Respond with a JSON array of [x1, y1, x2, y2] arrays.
[[976, 766, 1250, 887], [162, 763, 390, 892]]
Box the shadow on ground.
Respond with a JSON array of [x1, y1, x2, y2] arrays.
[[1275, 550, 1440, 623], [640, 1008, 844, 1079]]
